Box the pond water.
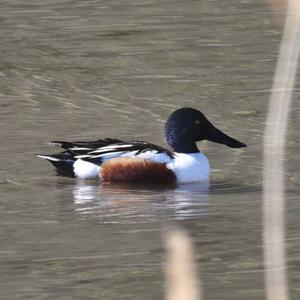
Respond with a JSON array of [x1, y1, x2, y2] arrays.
[[1, 0, 300, 299]]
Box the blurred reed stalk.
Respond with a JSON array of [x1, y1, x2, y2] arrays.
[[165, 229, 202, 300], [263, 1, 300, 300], [266, 0, 288, 14]]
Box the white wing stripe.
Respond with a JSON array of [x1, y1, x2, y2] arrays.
[[37, 155, 60, 162], [75, 151, 129, 160], [89, 144, 134, 154], [69, 147, 93, 151]]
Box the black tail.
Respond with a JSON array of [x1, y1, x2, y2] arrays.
[[36, 152, 75, 177]]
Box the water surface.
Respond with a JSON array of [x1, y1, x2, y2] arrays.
[[1, 0, 300, 299]]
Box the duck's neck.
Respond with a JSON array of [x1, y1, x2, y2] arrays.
[[170, 140, 199, 154]]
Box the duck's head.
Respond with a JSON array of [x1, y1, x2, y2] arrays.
[[164, 107, 246, 153]]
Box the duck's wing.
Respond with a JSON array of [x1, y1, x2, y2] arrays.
[[51, 138, 173, 158], [50, 138, 123, 155], [50, 139, 173, 164], [73, 140, 175, 165], [38, 139, 174, 178]]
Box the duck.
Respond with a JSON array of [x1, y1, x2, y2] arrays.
[[37, 107, 246, 184]]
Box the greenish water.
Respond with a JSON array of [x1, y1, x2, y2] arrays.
[[0, 0, 300, 299]]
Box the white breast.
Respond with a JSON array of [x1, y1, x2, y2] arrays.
[[167, 152, 211, 183]]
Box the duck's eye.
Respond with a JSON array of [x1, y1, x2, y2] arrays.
[[195, 120, 201, 126]]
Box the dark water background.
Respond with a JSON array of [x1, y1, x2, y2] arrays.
[[1, 0, 300, 299]]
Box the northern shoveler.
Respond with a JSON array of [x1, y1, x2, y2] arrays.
[[37, 107, 246, 184]]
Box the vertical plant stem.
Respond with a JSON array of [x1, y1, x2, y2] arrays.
[[263, 1, 300, 300], [165, 229, 202, 300]]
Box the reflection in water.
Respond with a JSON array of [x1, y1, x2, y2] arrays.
[[172, 182, 210, 219], [73, 181, 101, 204], [73, 181, 210, 220]]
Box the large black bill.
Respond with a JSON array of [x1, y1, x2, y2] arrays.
[[206, 125, 247, 148]]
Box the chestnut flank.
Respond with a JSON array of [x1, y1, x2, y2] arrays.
[[101, 158, 176, 184]]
